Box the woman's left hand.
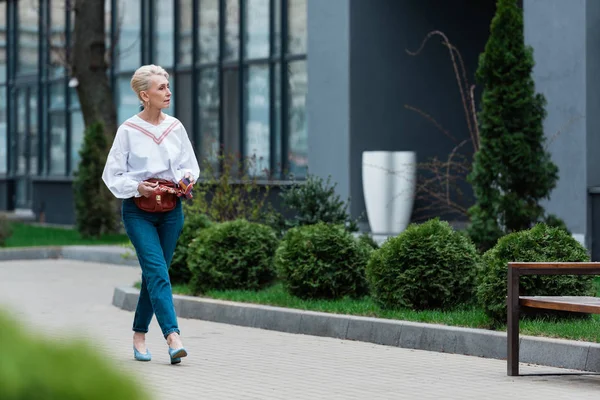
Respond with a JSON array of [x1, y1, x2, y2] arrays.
[[184, 172, 196, 184]]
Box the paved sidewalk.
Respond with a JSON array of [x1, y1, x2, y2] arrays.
[[0, 260, 599, 400]]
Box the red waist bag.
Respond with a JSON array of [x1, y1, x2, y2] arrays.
[[133, 178, 182, 213]]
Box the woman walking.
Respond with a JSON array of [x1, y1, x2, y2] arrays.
[[102, 64, 200, 364]]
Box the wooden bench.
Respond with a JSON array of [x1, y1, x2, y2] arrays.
[[507, 262, 600, 376]]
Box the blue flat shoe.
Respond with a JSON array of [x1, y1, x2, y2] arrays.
[[133, 345, 151, 362], [168, 347, 187, 364]]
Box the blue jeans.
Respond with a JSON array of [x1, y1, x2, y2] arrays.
[[121, 197, 184, 339]]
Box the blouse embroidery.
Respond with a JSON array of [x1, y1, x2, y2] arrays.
[[122, 119, 180, 145]]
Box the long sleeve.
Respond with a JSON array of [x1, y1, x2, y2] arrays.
[[102, 128, 141, 199], [176, 126, 201, 182]]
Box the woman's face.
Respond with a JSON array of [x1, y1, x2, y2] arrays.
[[141, 74, 171, 110]]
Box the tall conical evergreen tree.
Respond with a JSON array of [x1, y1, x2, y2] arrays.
[[73, 122, 118, 238], [467, 0, 558, 251]]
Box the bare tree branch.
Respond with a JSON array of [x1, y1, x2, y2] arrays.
[[406, 30, 480, 153], [404, 31, 480, 219], [403, 105, 458, 143], [545, 114, 585, 149]]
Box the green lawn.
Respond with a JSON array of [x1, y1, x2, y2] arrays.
[[4, 223, 130, 248], [133, 281, 600, 344]]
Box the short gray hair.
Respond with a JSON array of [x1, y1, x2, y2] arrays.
[[130, 64, 169, 104]]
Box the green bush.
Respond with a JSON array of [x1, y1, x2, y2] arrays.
[[275, 223, 370, 300], [0, 309, 145, 399], [477, 223, 593, 325], [273, 175, 359, 235], [187, 219, 278, 294], [170, 211, 212, 284], [191, 152, 278, 224], [73, 122, 118, 238], [366, 218, 479, 311]]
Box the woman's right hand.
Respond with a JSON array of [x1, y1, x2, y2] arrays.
[[137, 181, 159, 198]]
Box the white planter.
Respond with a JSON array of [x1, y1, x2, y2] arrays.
[[362, 151, 417, 235]]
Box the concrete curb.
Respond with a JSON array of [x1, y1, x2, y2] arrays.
[[0, 245, 139, 267], [113, 286, 600, 373]]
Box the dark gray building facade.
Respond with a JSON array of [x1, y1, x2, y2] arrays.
[[308, 0, 600, 257]]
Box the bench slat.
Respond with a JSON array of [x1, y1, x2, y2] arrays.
[[510, 262, 600, 268], [520, 296, 600, 314]]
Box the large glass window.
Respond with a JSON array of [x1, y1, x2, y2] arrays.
[[12, 88, 38, 176], [0, 87, 7, 174], [116, 0, 141, 72], [50, 83, 66, 108], [48, 79, 66, 176], [49, 113, 66, 175], [287, 60, 307, 177], [154, 0, 174, 67], [287, 0, 306, 55], [117, 76, 140, 123], [245, 0, 269, 59], [69, 87, 79, 109], [176, 72, 193, 134], [29, 88, 38, 175], [17, 0, 39, 76], [0, 2, 6, 83], [189, 0, 307, 178], [198, 68, 220, 170], [273, 0, 281, 56], [105, 0, 112, 53], [178, 0, 193, 65], [167, 74, 176, 112], [71, 110, 84, 172], [222, 68, 240, 157], [16, 91, 27, 174], [199, 0, 219, 63], [244, 65, 270, 175], [49, 1, 66, 77], [223, 0, 239, 61], [273, 63, 282, 174]]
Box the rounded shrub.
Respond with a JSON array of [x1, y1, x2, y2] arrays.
[[274, 222, 370, 300], [170, 212, 213, 284], [477, 223, 593, 325], [187, 219, 278, 294], [0, 309, 146, 399], [366, 218, 479, 311]]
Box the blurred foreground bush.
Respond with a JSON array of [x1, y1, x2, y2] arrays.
[[0, 309, 146, 400]]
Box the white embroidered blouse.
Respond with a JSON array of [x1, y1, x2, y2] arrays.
[[102, 114, 200, 199]]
